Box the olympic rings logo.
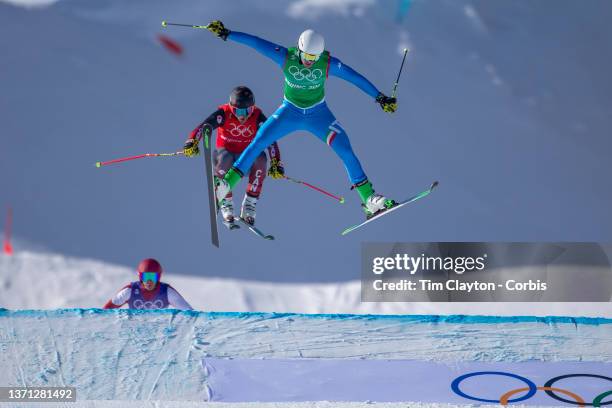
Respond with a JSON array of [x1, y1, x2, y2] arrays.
[[452, 371, 612, 407], [132, 299, 165, 309], [227, 123, 254, 138], [288, 65, 323, 82]]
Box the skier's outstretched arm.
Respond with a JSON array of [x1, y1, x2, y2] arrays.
[[206, 20, 287, 67], [266, 141, 284, 178], [257, 112, 282, 162], [167, 286, 193, 310], [329, 56, 381, 99], [257, 112, 285, 178], [267, 142, 282, 162], [329, 56, 397, 112], [183, 109, 226, 157], [227, 32, 287, 67], [103, 285, 131, 309], [189, 109, 225, 141]]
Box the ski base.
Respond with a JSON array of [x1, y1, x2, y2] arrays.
[[341, 181, 439, 236], [237, 218, 275, 240]]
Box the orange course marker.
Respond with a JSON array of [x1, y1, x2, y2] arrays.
[[3, 207, 13, 255]]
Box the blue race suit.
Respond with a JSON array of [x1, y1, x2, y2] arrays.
[[227, 31, 382, 185]]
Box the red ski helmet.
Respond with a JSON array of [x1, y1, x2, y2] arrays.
[[137, 258, 163, 284]]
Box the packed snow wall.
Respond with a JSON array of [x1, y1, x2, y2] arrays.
[[0, 309, 610, 405]]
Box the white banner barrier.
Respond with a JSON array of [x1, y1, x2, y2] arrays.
[[204, 358, 612, 405]]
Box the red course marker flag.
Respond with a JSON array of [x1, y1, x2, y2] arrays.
[[157, 34, 183, 56], [3, 207, 13, 255]]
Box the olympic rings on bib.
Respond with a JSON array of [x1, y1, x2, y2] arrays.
[[132, 299, 165, 309], [288, 65, 323, 82], [227, 123, 255, 138]]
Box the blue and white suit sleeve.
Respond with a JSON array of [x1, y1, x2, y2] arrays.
[[329, 56, 381, 99], [227, 31, 287, 68]]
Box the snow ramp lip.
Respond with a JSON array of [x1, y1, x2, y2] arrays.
[[1, 308, 611, 325]]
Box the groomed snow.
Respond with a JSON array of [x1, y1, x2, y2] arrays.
[[1, 309, 610, 402], [0, 402, 578, 408], [1, 251, 611, 317], [1, 401, 564, 408]]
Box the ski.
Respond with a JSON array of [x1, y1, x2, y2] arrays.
[[237, 218, 275, 240], [202, 127, 220, 247], [341, 181, 439, 236], [223, 220, 240, 230]]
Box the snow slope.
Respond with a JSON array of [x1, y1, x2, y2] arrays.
[[1, 0, 611, 283], [1, 250, 611, 316], [1, 251, 611, 405]]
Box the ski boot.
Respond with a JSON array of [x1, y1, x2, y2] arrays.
[[240, 195, 258, 226], [215, 176, 231, 202], [354, 180, 396, 219], [219, 198, 239, 230], [363, 193, 396, 219]]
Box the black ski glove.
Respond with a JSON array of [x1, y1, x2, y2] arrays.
[[183, 139, 200, 158], [376, 93, 397, 113], [207, 20, 230, 41]]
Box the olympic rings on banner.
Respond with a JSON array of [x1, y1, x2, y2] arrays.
[[594, 391, 612, 408], [451, 372, 537, 403], [452, 371, 612, 406], [544, 375, 612, 406], [500, 387, 585, 407]]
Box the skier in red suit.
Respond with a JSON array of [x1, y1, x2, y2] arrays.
[[183, 86, 284, 228], [103, 258, 193, 310]]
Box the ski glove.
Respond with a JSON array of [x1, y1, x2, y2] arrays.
[[183, 139, 200, 158], [207, 20, 230, 41], [268, 158, 285, 179], [376, 93, 397, 113]]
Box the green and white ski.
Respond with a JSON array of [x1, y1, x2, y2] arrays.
[[202, 127, 220, 247], [342, 181, 438, 236]]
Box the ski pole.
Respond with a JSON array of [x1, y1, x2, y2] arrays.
[[161, 21, 209, 30], [284, 175, 345, 204], [391, 48, 410, 98], [95, 151, 184, 168]]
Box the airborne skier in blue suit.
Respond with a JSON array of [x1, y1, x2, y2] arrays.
[[204, 21, 399, 220]]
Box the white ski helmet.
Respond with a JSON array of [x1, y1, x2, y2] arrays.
[[298, 29, 325, 56]]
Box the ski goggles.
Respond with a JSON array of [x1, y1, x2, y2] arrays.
[[139, 272, 159, 284], [300, 51, 320, 62], [231, 105, 254, 118]]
